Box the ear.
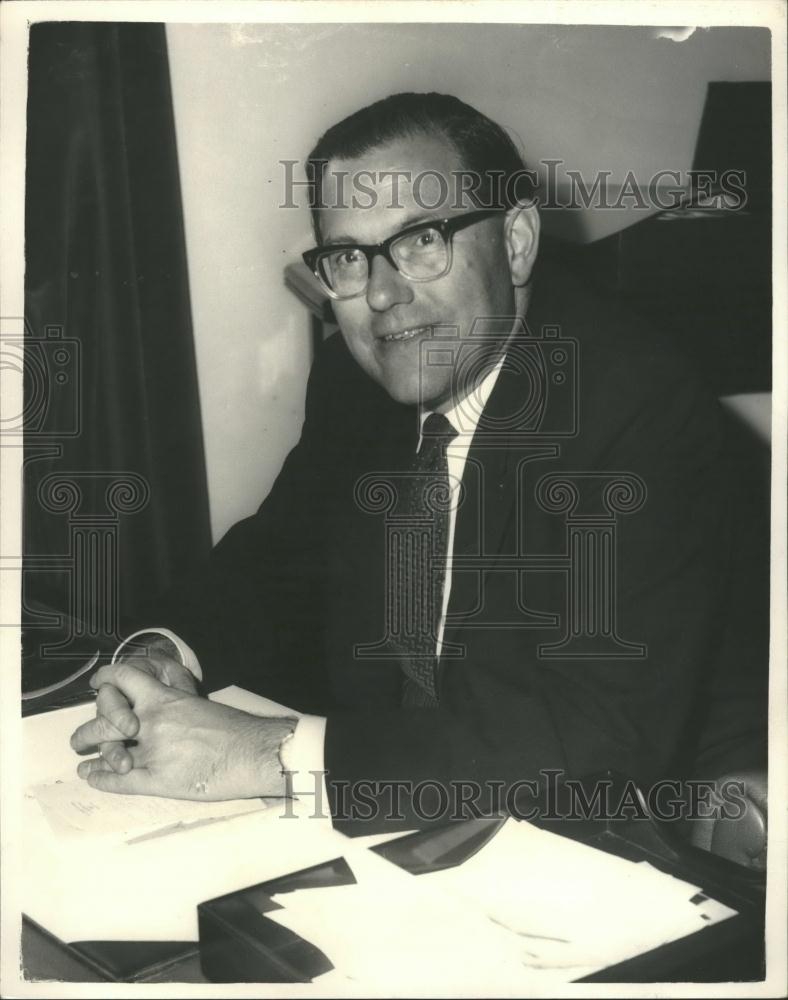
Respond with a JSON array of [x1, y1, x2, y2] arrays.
[[504, 201, 540, 287]]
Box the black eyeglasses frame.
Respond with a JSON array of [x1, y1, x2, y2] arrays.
[[302, 208, 504, 300]]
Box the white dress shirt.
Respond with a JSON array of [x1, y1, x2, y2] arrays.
[[422, 355, 505, 657]]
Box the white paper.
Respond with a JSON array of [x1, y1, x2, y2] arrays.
[[259, 823, 736, 988], [27, 777, 264, 841], [21, 686, 338, 942], [23, 686, 294, 843], [267, 843, 547, 993], [420, 819, 736, 969], [207, 684, 302, 719], [21, 692, 736, 968]]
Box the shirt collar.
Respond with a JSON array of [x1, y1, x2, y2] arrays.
[[419, 352, 506, 441]]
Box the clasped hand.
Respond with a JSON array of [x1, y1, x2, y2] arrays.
[[70, 658, 296, 800]]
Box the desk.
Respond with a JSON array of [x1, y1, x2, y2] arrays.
[[22, 920, 203, 984], [22, 808, 765, 985]]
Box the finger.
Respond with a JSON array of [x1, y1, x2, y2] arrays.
[[116, 656, 195, 693], [78, 741, 140, 777], [160, 662, 199, 694], [114, 656, 162, 679], [77, 755, 114, 779], [97, 740, 134, 774], [96, 683, 140, 739], [104, 655, 197, 695], [88, 661, 167, 702], [86, 767, 152, 796], [71, 713, 133, 753]]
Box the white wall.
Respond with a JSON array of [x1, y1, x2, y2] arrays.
[[166, 23, 770, 542]]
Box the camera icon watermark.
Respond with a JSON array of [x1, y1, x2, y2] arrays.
[[417, 318, 578, 440], [0, 318, 81, 441]]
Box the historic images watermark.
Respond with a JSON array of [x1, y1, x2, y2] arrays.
[[280, 159, 749, 212], [280, 768, 751, 826]]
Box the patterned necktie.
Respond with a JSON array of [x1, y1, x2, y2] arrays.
[[399, 411, 458, 707]]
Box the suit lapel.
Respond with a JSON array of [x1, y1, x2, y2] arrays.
[[445, 282, 562, 651], [451, 283, 555, 561]]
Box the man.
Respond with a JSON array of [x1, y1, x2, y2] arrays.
[[70, 93, 767, 832]]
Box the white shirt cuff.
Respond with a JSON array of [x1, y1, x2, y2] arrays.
[[280, 714, 327, 809], [111, 628, 203, 682]]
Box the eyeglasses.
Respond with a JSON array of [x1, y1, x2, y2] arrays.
[[302, 208, 503, 301]]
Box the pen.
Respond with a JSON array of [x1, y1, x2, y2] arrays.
[[125, 812, 253, 846]]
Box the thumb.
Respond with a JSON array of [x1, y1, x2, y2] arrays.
[[89, 661, 171, 707], [86, 766, 154, 797]]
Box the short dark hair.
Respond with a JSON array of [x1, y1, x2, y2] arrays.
[[306, 92, 534, 238]]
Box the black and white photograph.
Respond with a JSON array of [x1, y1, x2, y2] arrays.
[[1, 1, 785, 995]]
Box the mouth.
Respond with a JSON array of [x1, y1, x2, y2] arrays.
[[379, 325, 432, 343]]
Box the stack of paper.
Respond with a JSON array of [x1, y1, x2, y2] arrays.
[[261, 821, 736, 989], [267, 842, 562, 993], [21, 688, 736, 983]]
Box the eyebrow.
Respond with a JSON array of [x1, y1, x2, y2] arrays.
[[321, 209, 448, 248]]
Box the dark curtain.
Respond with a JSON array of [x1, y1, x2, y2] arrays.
[[23, 22, 211, 674]]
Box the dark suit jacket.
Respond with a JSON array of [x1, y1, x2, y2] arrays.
[[150, 262, 768, 830]]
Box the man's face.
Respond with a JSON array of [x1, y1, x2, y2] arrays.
[[317, 134, 518, 408]]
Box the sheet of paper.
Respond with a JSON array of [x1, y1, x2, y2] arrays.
[[420, 819, 736, 969], [208, 684, 303, 719], [261, 824, 736, 987], [23, 700, 100, 786], [22, 796, 342, 942], [266, 842, 600, 991], [23, 686, 286, 844], [21, 686, 338, 942], [26, 777, 264, 841]]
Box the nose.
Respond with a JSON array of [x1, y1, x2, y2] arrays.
[[365, 253, 414, 312]]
